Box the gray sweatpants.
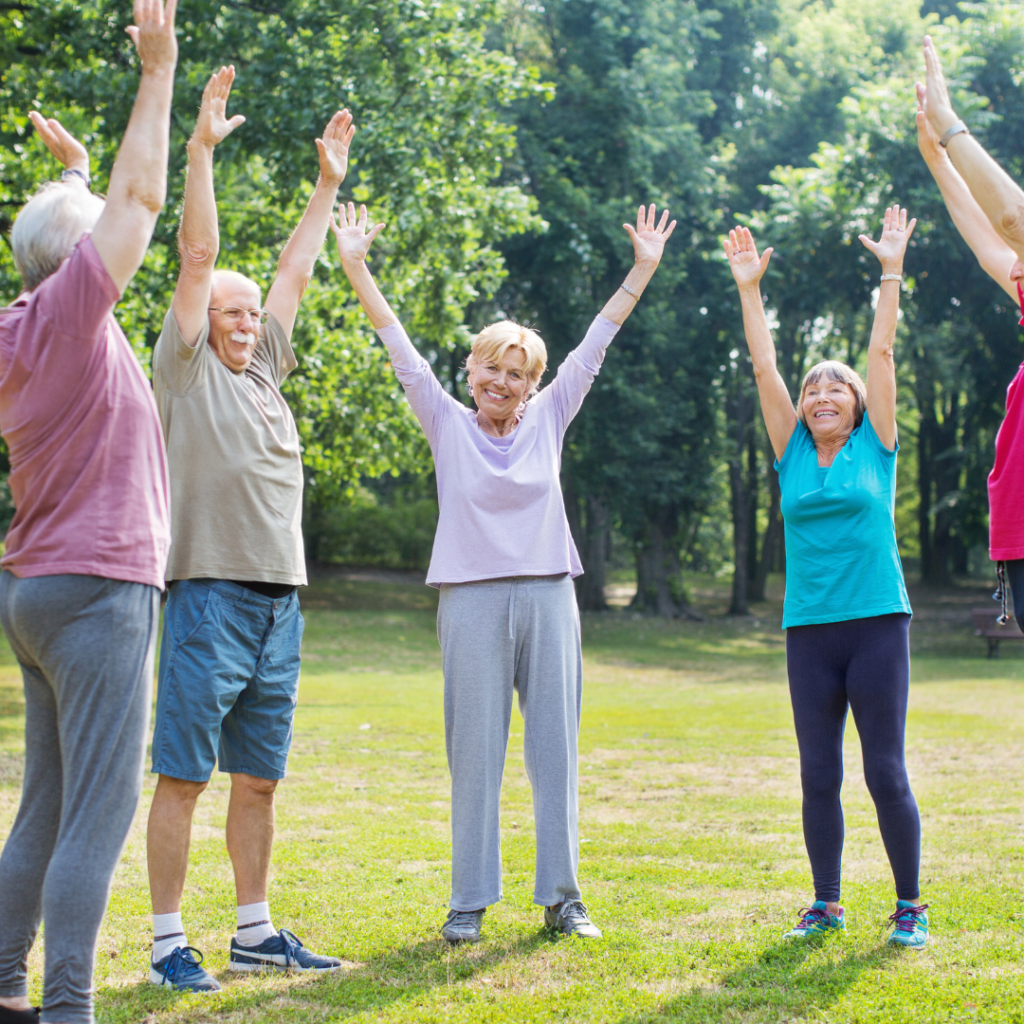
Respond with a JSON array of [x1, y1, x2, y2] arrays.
[[0, 572, 158, 1024], [438, 574, 583, 910]]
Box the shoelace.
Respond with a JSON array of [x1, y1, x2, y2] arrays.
[[278, 928, 305, 968], [794, 907, 832, 930], [442, 909, 482, 934], [558, 900, 591, 925], [888, 903, 929, 934], [164, 945, 206, 982]]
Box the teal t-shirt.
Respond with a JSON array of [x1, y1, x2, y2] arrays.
[[775, 412, 911, 629]]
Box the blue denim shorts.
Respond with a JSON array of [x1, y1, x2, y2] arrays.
[[151, 579, 304, 782]]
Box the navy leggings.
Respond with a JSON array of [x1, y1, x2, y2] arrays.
[[785, 613, 921, 903], [1006, 559, 1024, 633]]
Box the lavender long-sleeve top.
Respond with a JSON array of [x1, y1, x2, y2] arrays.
[[376, 315, 620, 587]]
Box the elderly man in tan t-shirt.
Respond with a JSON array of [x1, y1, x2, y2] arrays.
[[145, 66, 353, 991]]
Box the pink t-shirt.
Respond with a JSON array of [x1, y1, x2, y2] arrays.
[[0, 235, 170, 588]]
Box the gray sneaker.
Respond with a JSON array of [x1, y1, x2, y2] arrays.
[[441, 908, 485, 944], [544, 899, 602, 938]]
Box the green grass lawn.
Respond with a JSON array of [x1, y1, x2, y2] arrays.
[[1, 573, 1023, 1023]]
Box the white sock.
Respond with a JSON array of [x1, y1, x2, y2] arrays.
[[152, 912, 187, 963], [235, 901, 276, 947]]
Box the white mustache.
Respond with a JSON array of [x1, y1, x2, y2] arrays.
[[231, 331, 256, 347]]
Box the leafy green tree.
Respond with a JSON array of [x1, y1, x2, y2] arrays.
[[0, 0, 543, 553]]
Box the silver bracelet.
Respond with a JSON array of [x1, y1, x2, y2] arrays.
[[620, 282, 639, 299], [939, 120, 970, 148], [60, 167, 90, 187], [880, 273, 902, 282]]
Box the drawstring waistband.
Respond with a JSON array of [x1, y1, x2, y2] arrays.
[[995, 560, 1010, 624]]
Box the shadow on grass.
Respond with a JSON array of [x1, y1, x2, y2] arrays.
[[619, 933, 896, 1024], [93, 931, 556, 1022]]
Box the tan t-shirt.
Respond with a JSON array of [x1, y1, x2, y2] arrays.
[[152, 308, 306, 585]]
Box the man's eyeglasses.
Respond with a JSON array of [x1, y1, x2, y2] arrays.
[[208, 307, 270, 325]]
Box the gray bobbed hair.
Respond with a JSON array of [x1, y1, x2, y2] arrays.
[[11, 182, 105, 292], [797, 359, 867, 429]]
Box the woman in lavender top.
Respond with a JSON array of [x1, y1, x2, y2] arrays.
[[333, 201, 675, 943]]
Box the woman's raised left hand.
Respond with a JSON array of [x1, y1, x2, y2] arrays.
[[858, 204, 916, 273], [625, 203, 676, 266]]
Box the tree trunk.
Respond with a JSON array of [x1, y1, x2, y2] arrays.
[[630, 507, 692, 618], [576, 495, 610, 611], [727, 372, 755, 616], [751, 457, 781, 603], [745, 425, 760, 586], [728, 450, 749, 615]]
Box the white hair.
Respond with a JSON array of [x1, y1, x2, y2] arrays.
[[11, 182, 106, 292]]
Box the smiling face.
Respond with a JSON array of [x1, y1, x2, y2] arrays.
[[207, 272, 262, 373], [801, 376, 858, 444], [468, 347, 531, 424]]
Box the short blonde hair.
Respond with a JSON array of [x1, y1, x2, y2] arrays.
[[466, 320, 547, 397], [797, 360, 867, 428]]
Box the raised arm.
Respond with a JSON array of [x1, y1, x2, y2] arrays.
[[28, 111, 91, 186], [916, 92, 1019, 298], [857, 205, 916, 453], [331, 202, 398, 329], [599, 204, 676, 324], [265, 110, 355, 337], [921, 35, 1024, 264], [87, 0, 178, 294], [170, 65, 246, 347], [724, 227, 796, 460]]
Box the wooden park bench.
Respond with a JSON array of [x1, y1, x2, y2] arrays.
[[972, 607, 1024, 658]]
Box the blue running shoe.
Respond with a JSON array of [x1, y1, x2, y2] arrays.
[[887, 901, 929, 949], [229, 928, 343, 973], [784, 901, 845, 939], [150, 946, 222, 992]]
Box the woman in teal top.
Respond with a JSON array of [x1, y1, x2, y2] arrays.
[[725, 205, 928, 949]]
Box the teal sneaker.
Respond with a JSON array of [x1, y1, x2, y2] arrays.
[[887, 901, 929, 949], [784, 901, 845, 939]]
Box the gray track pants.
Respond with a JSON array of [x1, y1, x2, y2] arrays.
[[0, 573, 158, 1024], [439, 574, 583, 911]]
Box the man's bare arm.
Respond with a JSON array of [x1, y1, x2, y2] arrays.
[[265, 110, 355, 337], [89, 0, 178, 294], [171, 65, 246, 347]]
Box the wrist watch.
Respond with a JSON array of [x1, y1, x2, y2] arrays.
[[939, 120, 970, 148], [60, 168, 91, 186]]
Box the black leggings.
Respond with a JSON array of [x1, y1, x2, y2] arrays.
[[1005, 559, 1024, 633], [785, 613, 920, 903]]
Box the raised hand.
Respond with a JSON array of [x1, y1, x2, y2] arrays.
[[331, 201, 386, 264], [28, 112, 89, 176], [915, 87, 945, 167], [724, 226, 773, 290], [624, 204, 676, 266], [191, 65, 245, 148], [859, 205, 916, 272], [919, 34, 958, 138], [125, 0, 178, 72], [316, 110, 355, 187]]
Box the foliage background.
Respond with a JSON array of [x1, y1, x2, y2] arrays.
[[2, 0, 1024, 604]]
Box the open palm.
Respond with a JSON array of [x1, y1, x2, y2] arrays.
[[331, 202, 385, 263], [724, 226, 773, 288], [625, 204, 676, 265], [192, 65, 245, 148], [316, 110, 355, 186], [859, 205, 916, 269]]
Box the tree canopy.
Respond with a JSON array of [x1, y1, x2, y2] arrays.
[[2, 0, 1023, 600]]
